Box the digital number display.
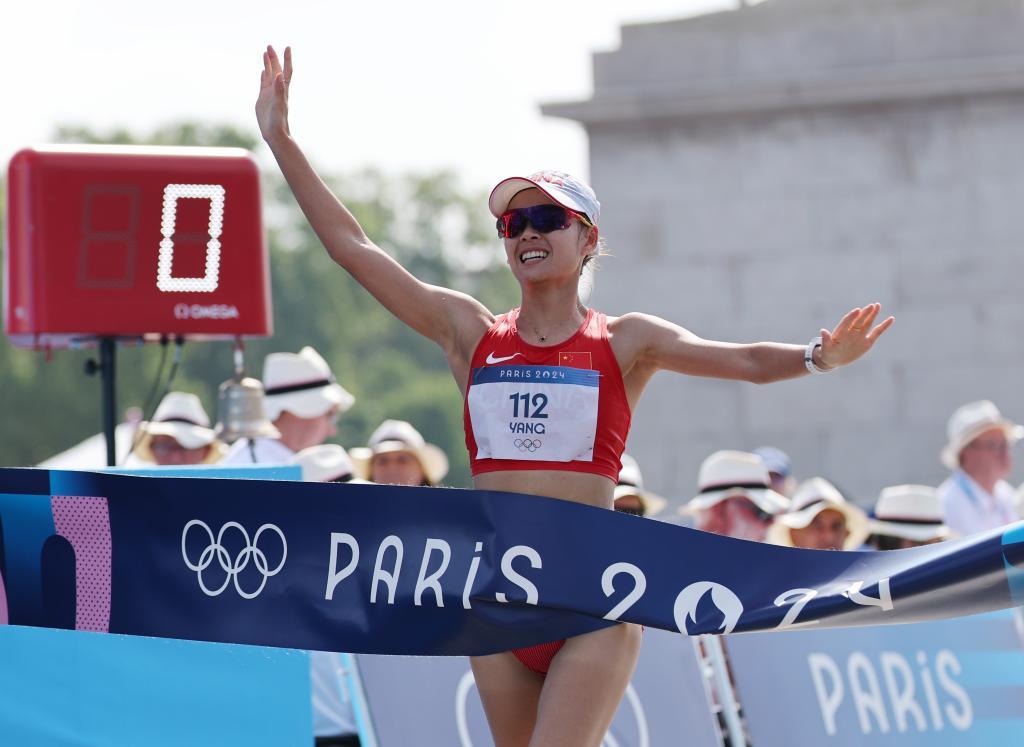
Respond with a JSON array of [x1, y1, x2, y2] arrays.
[[4, 145, 272, 348]]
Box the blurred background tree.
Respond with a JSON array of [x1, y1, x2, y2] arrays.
[[0, 123, 519, 485]]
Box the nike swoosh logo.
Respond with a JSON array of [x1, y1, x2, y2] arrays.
[[485, 352, 523, 365]]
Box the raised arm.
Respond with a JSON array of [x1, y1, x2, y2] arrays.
[[615, 303, 894, 384], [255, 46, 492, 355]]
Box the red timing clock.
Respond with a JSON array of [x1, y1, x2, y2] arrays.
[[4, 144, 273, 348]]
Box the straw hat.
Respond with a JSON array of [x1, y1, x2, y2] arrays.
[[350, 420, 449, 485], [614, 454, 667, 517], [941, 400, 1023, 470], [292, 444, 356, 483], [766, 477, 869, 549], [263, 347, 355, 421], [680, 450, 790, 517], [869, 484, 950, 543], [136, 392, 226, 464]]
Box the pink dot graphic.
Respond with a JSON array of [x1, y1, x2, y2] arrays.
[[51, 496, 112, 632]]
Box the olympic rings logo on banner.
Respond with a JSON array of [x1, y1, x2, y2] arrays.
[[181, 520, 287, 599], [514, 439, 542, 453]]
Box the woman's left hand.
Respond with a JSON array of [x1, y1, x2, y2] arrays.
[[818, 303, 894, 370]]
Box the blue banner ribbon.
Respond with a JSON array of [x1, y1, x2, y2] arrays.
[[0, 468, 1020, 655]]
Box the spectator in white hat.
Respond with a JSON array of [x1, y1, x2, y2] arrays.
[[613, 454, 667, 518], [135, 392, 226, 466], [937, 400, 1022, 537], [222, 346, 354, 465], [292, 444, 357, 483], [868, 484, 950, 550], [350, 419, 449, 487], [681, 451, 790, 541], [767, 477, 869, 550]]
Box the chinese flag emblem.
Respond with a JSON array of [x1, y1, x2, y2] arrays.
[[558, 351, 592, 369]]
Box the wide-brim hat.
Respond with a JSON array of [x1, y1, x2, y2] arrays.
[[350, 419, 449, 486], [263, 346, 355, 421], [614, 454, 667, 517], [940, 400, 1023, 469], [292, 444, 356, 483], [488, 170, 601, 225], [135, 391, 226, 464], [766, 477, 869, 549], [869, 484, 950, 543], [681, 450, 790, 517]]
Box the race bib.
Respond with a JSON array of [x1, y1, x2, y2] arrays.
[[468, 365, 599, 462]]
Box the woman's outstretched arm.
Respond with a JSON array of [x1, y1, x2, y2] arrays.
[[255, 46, 492, 355], [615, 303, 894, 384]]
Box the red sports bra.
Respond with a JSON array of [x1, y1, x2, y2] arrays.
[[463, 307, 632, 482]]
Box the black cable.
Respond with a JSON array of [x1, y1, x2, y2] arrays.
[[138, 337, 171, 418], [123, 337, 186, 462]]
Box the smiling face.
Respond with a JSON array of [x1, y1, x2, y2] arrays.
[[503, 189, 596, 289]]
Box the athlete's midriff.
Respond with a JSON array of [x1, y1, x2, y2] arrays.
[[473, 470, 614, 510]]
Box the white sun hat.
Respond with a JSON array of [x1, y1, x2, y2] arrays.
[[292, 444, 357, 483], [766, 477, 869, 549], [349, 419, 449, 486], [614, 453, 667, 517], [869, 484, 950, 543], [136, 391, 226, 464], [262, 346, 355, 421], [680, 450, 790, 517], [941, 400, 1023, 469]]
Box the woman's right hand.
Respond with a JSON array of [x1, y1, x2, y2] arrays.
[[256, 45, 292, 145]]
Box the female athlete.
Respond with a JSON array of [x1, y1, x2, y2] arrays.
[[256, 45, 894, 747]]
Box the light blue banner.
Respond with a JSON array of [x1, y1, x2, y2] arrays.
[[0, 627, 312, 746], [727, 610, 1024, 745]]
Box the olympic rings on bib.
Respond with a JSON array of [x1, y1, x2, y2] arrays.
[[514, 439, 542, 452], [181, 519, 288, 599]]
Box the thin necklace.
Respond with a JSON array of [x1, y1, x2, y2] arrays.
[[525, 303, 587, 343]]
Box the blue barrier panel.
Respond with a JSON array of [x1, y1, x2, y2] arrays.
[[726, 610, 1024, 745], [0, 627, 312, 746]]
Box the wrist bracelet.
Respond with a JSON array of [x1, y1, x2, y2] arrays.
[[804, 336, 832, 375]]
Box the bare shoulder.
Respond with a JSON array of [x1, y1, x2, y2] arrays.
[[605, 312, 665, 371], [607, 311, 661, 335], [607, 311, 690, 344]]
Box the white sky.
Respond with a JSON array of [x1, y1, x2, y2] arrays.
[[4, 0, 743, 189]]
